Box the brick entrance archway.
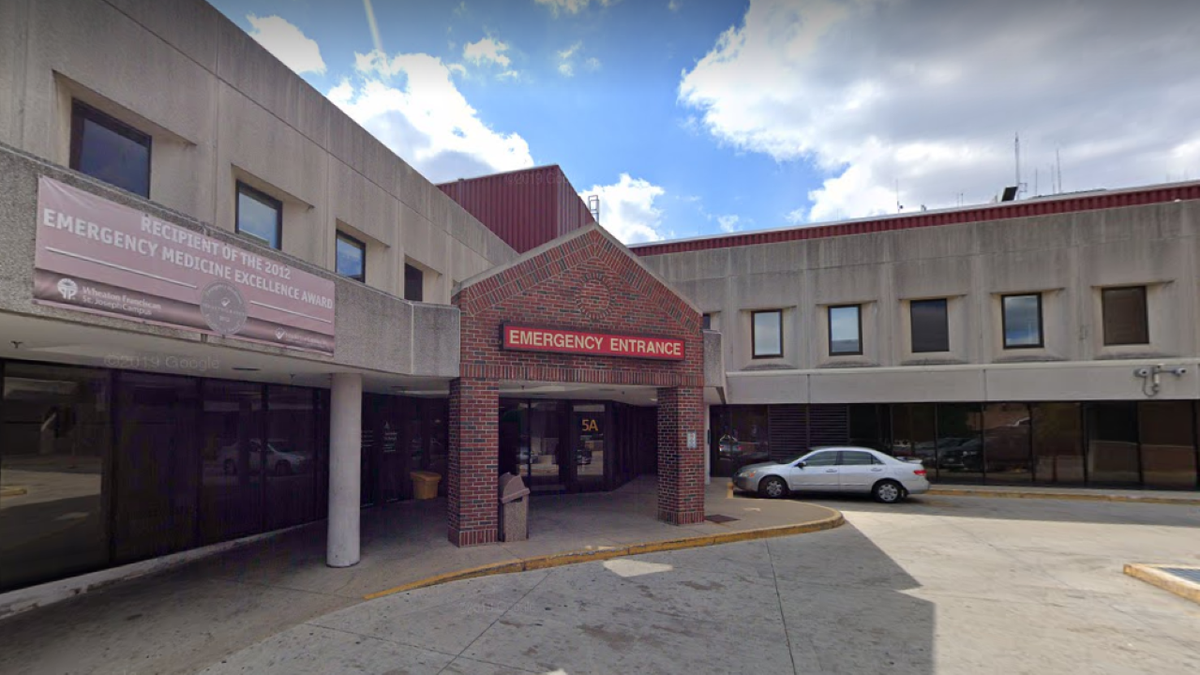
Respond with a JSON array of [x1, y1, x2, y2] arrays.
[[449, 225, 705, 546]]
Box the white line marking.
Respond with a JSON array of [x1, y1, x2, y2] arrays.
[[249, 299, 333, 324], [44, 247, 197, 289]]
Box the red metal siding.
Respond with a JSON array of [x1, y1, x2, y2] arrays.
[[630, 182, 1200, 257], [437, 166, 596, 253]]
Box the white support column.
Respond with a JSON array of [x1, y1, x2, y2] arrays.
[[327, 372, 363, 568]]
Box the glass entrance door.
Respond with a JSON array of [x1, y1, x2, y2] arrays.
[[573, 403, 605, 490]]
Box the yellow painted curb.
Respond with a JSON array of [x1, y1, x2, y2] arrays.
[[0, 486, 28, 498], [929, 488, 1200, 506], [363, 507, 844, 601], [1124, 564, 1200, 605]]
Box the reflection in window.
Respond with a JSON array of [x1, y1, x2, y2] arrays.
[[1139, 401, 1197, 489], [1, 364, 111, 591], [336, 233, 366, 282], [575, 403, 605, 484], [891, 403, 937, 475], [1031, 403, 1084, 484], [200, 380, 265, 544], [802, 451, 838, 466], [1101, 286, 1148, 346], [236, 182, 282, 249], [983, 403, 1032, 483], [839, 451, 877, 466], [266, 386, 317, 530], [713, 405, 769, 475], [1002, 294, 1043, 348], [752, 310, 783, 358], [828, 305, 862, 355], [1085, 402, 1139, 485], [70, 100, 151, 197], [934, 403, 983, 483], [910, 299, 949, 353]]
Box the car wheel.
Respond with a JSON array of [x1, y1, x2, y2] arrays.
[[274, 460, 293, 476], [758, 476, 788, 499], [223, 459, 236, 476], [872, 480, 904, 504]]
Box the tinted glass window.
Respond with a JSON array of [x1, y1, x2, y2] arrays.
[[336, 233, 365, 281], [752, 310, 783, 358], [70, 102, 151, 198], [1002, 294, 1043, 348], [1102, 286, 1148, 345], [802, 451, 838, 466], [1, 363, 111, 592], [910, 299, 949, 353], [404, 263, 424, 302], [1085, 402, 1139, 485], [236, 184, 282, 249], [829, 305, 862, 355], [265, 386, 318, 530], [839, 451, 877, 466], [199, 380, 264, 544], [1139, 401, 1197, 489], [702, 313, 712, 330]]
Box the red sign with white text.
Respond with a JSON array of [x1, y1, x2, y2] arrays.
[[502, 325, 685, 361]]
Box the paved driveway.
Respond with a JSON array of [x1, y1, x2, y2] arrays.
[[196, 496, 1200, 675]]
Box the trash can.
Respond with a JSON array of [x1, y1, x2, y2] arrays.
[[498, 472, 530, 542], [411, 470, 441, 500]]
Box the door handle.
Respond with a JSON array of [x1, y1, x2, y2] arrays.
[[825, 469, 837, 473], [871, 468, 883, 472]]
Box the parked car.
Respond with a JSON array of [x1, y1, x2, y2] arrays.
[[219, 439, 310, 476], [732, 446, 929, 503]]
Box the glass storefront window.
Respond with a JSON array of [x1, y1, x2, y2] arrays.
[[113, 373, 199, 564], [1139, 401, 1197, 489], [932, 403, 982, 483], [1, 363, 111, 591], [892, 403, 937, 475], [199, 380, 265, 544], [1031, 403, 1084, 484], [575, 403, 605, 486], [528, 401, 565, 492], [1086, 402, 1140, 485], [983, 403, 1032, 483], [266, 386, 318, 529]]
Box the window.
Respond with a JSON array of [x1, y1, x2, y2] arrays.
[[236, 182, 282, 249], [1002, 293, 1043, 349], [335, 232, 366, 282], [828, 305, 862, 355], [702, 313, 712, 330], [751, 310, 783, 358], [839, 450, 879, 466], [910, 299, 949, 353], [404, 263, 424, 302], [1102, 286, 1149, 345], [800, 451, 838, 466], [70, 100, 151, 198]]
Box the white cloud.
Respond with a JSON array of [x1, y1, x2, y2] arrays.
[[581, 174, 668, 244], [463, 37, 512, 69], [328, 50, 534, 183], [680, 0, 1200, 224], [585, 57, 602, 72], [246, 14, 326, 75], [716, 214, 741, 233], [535, 0, 617, 17], [668, 0, 682, 11], [557, 42, 582, 77]]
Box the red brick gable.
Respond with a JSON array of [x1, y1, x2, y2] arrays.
[[454, 226, 703, 388]]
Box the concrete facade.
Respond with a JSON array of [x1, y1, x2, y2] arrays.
[[637, 198, 1200, 405], [0, 0, 517, 307]]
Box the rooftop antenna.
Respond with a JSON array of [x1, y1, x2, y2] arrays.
[[586, 194, 600, 223], [1056, 148, 1063, 194], [1034, 167, 1039, 197], [1013, 132, 1028, 199], [895, 179, 903, 212]]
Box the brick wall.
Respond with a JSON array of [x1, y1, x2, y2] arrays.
[[447, 378, 500, 546], [449, 227, 706, 545]]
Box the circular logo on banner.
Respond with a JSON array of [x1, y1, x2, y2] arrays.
[[56, 278, 79, 301], [199, 281, 248, 336], [577, 274, 612, 321]]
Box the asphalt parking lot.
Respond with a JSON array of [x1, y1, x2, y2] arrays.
[[195, 495, 1200, 675]]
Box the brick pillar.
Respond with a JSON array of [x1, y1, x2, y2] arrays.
[[656, 386, 705, 525], [448, 377, 500, 547]]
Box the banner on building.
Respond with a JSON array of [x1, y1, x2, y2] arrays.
[[33, 176, 336, 355], [501, 324, 685, 360]]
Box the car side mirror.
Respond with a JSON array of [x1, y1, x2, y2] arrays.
[[795, 461, 806, 468]]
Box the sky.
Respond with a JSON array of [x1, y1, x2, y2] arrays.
[[210, 0, 1200, 245]]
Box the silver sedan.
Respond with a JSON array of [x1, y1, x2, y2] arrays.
[[732, 446, 930, 503]]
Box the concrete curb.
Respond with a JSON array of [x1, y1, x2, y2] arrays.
[[928, 487, 1200, 506], [1124, 564, 1200, 605], [363, 505, 845, 600]]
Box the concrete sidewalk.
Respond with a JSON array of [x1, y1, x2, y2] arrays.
[[928, 483, 1200, 505], [0, 478, 837, 675]]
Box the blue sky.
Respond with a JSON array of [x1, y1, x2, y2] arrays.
[[211, 0, 1200, 244]]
